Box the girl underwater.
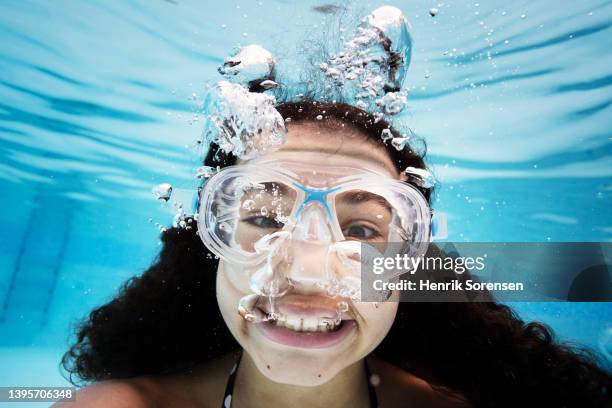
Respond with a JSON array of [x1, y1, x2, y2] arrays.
[[58, 6, 610, 408]]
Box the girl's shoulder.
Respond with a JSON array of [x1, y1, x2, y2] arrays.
[[51, 379, 155, 408], [367, 357, 471, 408], [54, 353, 239, 408]]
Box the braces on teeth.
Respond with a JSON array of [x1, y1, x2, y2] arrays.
[[238, 294, 346, 332], [267, 314, 343, 332]]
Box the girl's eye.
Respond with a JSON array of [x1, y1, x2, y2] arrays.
[[244, 216, 284, 229], [342, 224, 380, 240]]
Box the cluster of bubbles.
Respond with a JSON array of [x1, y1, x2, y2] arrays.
[[316, 278, 361, 302], [149, 165, 219, 234], [150, 181, 198, 233], [172, 201, 193, 230], [207, 80, 286, 160], [205, 44, 287, 160], [319, 6, 412, 123], [150, 220, 167, 234], [236, 229, 367, 325], [150, 184, 173, 233], [379, 126, 411, 151]]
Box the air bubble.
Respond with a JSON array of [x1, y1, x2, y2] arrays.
[[404, 166, 435, 188], [381, 128, 393, 141], [219, 222, 233, 233], [259, 79, 278, 90], [242, 199, 255, 210], [195, 165, 217, 179], [429, 8, 438, 17], [238, 294, 262, 323], [319, 6, 412, 117], [152, 183, 173, 202], [218, 44, 275, 86], [391, 136, 409, 151], [376, 91, 407, 115], [410, 135, 427, 157]]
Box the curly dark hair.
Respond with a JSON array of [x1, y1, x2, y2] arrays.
[[62, 101, 611, 407]]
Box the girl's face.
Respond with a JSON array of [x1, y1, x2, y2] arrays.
[[216, 121, 400, 386]]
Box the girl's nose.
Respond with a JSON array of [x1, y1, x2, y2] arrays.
[[291, 203, 334, 243], [284, 241, 332, 295]]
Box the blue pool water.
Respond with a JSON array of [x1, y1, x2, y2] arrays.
[[0, 0, 611, 400]]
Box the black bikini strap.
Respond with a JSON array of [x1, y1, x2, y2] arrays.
[[222, 352, 242, 408], [364, 358, 380, 408]]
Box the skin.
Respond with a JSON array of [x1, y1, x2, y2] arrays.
[[57, 122, 466, 407]]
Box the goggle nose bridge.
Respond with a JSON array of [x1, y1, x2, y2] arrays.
[[292, 183, 341, 219]]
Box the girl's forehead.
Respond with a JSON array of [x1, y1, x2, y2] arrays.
[[243, 122, 399, 178]]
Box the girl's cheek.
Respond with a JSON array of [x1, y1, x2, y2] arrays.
[[216, 263, 248, 339], [355, 301, 398, 345]]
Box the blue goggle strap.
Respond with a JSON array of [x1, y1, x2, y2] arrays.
[[430, 211, 448, 240]]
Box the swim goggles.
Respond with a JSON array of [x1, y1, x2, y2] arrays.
[[196, 160, 444, 267]]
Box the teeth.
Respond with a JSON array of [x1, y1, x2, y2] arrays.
[[303, 317, 317, 332], [270, 314, 341, 332], [285, 315, 301, 331]]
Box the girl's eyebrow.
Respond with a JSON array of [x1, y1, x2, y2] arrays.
[[338, 191, 392, 212], [241, 182, 293, 198]]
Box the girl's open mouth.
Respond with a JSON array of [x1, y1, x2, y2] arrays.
[[253, 302, 357, 349], [256, 315, 357, 349]]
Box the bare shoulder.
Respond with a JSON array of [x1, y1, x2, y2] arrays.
[[53, 352, 239, 408], [367, 357, 471, 408], [52, 380, 153, 408]]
